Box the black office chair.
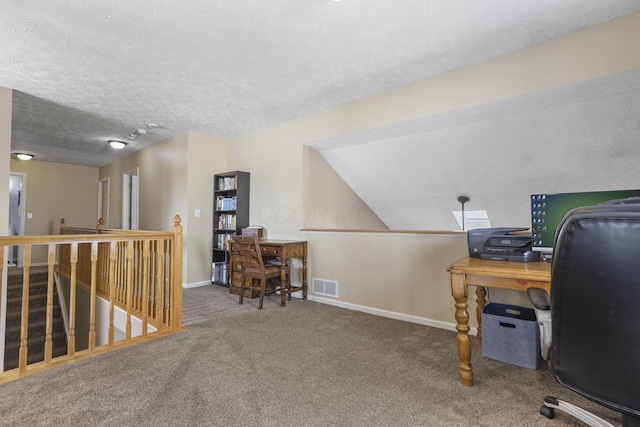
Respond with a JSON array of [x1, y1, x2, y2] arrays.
[[536, 198, 640, 426]]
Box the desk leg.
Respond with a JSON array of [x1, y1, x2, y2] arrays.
[[450, 272, 473, 386], [475, 286, 487, 344], [302, 255, 307, 300], [280, 265, 287, 307]]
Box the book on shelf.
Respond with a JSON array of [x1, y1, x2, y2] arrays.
[[216, 233, 233, 250], [217, 213, 236, 230], [215, 195, 237, 211], [217, 176, 237, 191], [212, 261, 229, 284]]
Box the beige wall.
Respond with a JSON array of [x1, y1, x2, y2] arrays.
[[306, 232, 468, 321], [1, 87, 12, 366], [313, 12, 640, 137], [225, 13, 640, 326], [0, 88, 11, 237], [99, 131, 229, 286], [100, 133, 189, 232], [9, 159, 98, 264], [185, 132, 228, 286], [100, 133, 189, 282], [9, 159, 99, 233], [3, 14, 636, 328], [303, 147, 387, 230], [229, 125, 307, 240]]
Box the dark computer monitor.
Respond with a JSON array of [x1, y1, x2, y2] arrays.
[[531, 189, 640, 255]]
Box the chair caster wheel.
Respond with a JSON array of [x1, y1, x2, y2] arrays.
[[540, 405, 555, 419]]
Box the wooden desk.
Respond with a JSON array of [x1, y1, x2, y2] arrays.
[[229, 239, 308, 306], [447, 256, 551, 386]]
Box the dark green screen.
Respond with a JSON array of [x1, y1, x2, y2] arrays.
[[531, 190, 640, 253]]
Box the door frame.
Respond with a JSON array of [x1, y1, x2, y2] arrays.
[[98, 177, 110, 228], [122, 168, 139, 230], [9, 172, 26, 267]]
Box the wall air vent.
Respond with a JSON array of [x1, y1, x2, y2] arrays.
[[312, 278, 338, 298]]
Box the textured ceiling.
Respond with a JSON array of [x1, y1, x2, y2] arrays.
[[2, 1, 640, 166]]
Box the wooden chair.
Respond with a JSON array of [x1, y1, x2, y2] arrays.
[[231, 234, 289, 309]]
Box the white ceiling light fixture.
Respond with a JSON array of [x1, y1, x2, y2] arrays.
[[108, 140, 127, 150], [16, 153, 34, 160]]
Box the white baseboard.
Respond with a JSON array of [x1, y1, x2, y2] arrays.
[[183, 280, 213, 289], [307, 295, 478, 336]]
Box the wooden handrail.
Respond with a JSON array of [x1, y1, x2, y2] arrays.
[[0, 216, 183, 383]]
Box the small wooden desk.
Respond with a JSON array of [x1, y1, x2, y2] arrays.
[[229, 239, 308, 306], [447, 256, 551, 386]]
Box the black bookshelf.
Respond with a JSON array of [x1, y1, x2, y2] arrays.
[[212, 171, 250, 286]]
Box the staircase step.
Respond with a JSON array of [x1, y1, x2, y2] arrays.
[[7, 266, 50, 286], [4, 317, 66, 344], [3, 330, 67, 353], [3, 330, 68, 371], [4, 266, 68, 371], [6, 280, 51, 300], [5, 302, 63, 328], [5, 292, 57, 312]]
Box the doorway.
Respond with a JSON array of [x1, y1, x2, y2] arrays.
[[8, 173, 26, 267], [122, 168, 139, 230]]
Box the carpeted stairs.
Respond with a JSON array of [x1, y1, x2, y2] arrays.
[[4, 267, 67, 370]]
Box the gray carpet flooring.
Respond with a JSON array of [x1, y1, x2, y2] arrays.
[[0, 284, 621, 426]]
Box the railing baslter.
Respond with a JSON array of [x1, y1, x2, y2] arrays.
[[0, 216, 183, 383]]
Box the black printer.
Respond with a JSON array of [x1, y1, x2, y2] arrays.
[[467, 227, 540, 262]]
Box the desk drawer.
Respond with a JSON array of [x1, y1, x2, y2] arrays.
[[260, 246, 280, 257], [466, 274, 550, 292]]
